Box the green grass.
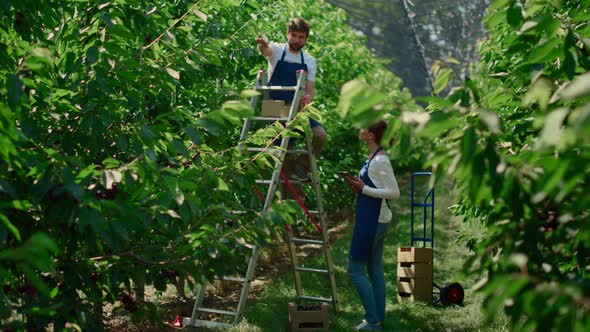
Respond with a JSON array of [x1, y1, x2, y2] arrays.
[[224, 178, 509, 332]]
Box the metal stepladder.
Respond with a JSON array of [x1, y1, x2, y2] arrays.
[[182, 69, 338, 329]]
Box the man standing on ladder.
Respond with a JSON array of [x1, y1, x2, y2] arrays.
[[255, 18, 327, 182]]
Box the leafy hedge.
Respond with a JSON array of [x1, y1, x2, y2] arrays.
[[0, 0, 416, 330], [400, 0, 589, 330]]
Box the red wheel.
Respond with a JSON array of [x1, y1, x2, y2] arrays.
[[440, 282, 464, 306]]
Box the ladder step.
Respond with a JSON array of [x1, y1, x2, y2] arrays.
[[256, 86, 297, 91], [298, 295, 333, 303], [247, 147, 310, 155], [251, 116, 290, 121], [255, 179, 311, 185], [292, 238, 323, 245], [296, 267, 329, 274], [182, 317, 232, 329], [221, 276, 247, 282], [196, 307, 239, 316], [228, 210, 249, 215]]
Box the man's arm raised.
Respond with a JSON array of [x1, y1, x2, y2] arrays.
[[256, 38, 273, 58]]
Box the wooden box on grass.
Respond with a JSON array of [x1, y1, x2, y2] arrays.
[[396, 247, 433, 304], [397, 247, 433, 263], [261, 100, 291, 117], [397, 262, 432, 279], [288, 303, 329, 332], [397, 277, 433, 303]]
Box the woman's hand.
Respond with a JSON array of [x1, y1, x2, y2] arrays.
[[345, 176, 365, 194]]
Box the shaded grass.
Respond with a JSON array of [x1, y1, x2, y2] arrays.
[[226, 178, 509, 332]]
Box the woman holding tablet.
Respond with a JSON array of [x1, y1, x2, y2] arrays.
[[344, 120, 400, 331]]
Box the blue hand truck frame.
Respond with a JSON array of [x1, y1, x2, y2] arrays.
[[411, 172, 464, 306]]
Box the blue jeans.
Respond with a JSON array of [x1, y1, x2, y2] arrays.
[[347, 222, 388, 324]]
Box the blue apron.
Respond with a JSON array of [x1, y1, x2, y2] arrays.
[[268, 46, 321, 128], [349, 147, 384, 261]]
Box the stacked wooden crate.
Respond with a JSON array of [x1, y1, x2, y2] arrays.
[[288, 303, 329, 331], [396, 247, 433, 303]]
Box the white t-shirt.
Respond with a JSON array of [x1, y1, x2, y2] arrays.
[[360, 155, 400, 223], [266, 42, 317, 82]]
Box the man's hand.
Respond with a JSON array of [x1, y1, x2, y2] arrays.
[[300, 94, 312, 107], [256, 37, 272, 58], [300, 81, 315, 108], [255, 38, 269, 48]]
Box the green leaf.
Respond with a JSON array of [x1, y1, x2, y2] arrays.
[[165, 209, 180, 219], [146, 5, 157, 16], [489, 0, 510, 10], [102, 170, 122, 189], [240, 89, 261, 98], [461, 127, 477, 162], [193, 8, 208, 21], [7, 74, 23, 111], [217, 177, 229, 191], [518, 20, 538, 34], [563, 49, 577, 80], [419, 112, 460, 137], [417, 96, 454, 108], [525, 38, 561, 64], [560, 72, 590, 100], [166, 67, 180, 80], [87, 46, 99, 64], [540, 108, 568, 146], [0, 213, 21, 241], [446, 57, 461, 65], [507, 2, 524, 28], [0, 180, 17, 198], [480, 111, 502, 134], [465, 76, 480, 104], [522, 77, 554, 111], [433, 68, 453, 94], [337, 80, 365, 118], [25, 47, 53, 71], [29, 232, 59, 256], [484, 10, 507, 30]]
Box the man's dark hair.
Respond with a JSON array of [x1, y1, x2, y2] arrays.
[[288, 18, 310, 37], [369, 120, 395, 147]]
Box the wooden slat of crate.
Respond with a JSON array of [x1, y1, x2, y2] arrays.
[[397, 291, 433, 303], [397, 247, 433, 263], [397, 262, 432, 279], [288, 303, 329, 331], [396, 277, 432, 298]]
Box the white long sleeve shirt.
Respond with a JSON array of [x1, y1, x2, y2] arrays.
[[361, 155, 400, 223]]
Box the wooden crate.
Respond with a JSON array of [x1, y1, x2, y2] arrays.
[[261, 100, 290, 117], [397, 277, 433, 303], [397, 262, 432, 279], [397, 247, 433, 263], [397, 291, 433, 303], [288, 303, 329, 331], [396, 247, 433, 303]]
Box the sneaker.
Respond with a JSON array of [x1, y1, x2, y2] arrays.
[[356, 320, 383, 331]]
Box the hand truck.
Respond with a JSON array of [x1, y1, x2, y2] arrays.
[[410, 172, 464, 306]]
